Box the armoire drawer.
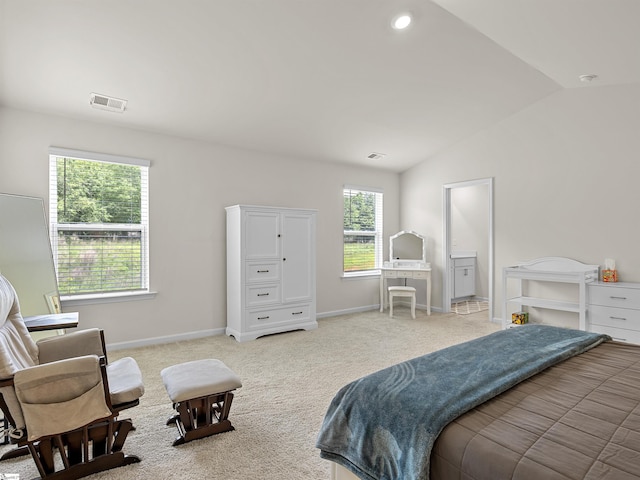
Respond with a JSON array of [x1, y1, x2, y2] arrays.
[[245, 262, 280, 283], [588, 284, 640, 310], [589, 324, 640, 345], [589, 304, 640, 331], [246, 305, 310, 331], [245, 284, 280, 307]]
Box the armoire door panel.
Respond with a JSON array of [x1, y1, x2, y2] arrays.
[[244, 211, 279, 259], [281, 214, 313, 303]]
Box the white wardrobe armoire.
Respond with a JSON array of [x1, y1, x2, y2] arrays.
[[225, 205, 318, 342]]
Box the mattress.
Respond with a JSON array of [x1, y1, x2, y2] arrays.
[[430, 341, 640, 479]]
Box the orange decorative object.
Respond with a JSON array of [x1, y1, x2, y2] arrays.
[[602, 269, 618, 282]]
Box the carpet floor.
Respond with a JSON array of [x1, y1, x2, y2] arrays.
[[0, 307, 498, 480]]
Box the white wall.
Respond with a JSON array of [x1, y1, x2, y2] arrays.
[[401, 83, 640, 319], [0, 107, 400, 347]]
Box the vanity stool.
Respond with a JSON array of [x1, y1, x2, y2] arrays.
[[161, 359, 242, 446], [389, 286, 416, 319]]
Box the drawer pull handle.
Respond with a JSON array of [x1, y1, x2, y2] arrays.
[[257, 316, 270, 320], [609, 316, 627, 321], [291, 311, 303, 315], [257, 270, 270, 273], [257, 293, 270, 296], [610, 296, 627, 300]]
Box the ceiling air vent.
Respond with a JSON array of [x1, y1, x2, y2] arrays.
[[89, 93, 127, 113], [367, 152, 385, 160]]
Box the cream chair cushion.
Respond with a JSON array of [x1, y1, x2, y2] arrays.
[[37, 328, 104, 364], [161, 359, 242, 403], [0, 277, 38, 378], [14, 355, 112, 441], [107, 356, 145, 406], [0, 275, 39, 429]]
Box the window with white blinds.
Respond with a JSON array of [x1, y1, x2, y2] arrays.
[[49, 148, 150, 296], [343, 185, 383, 275]]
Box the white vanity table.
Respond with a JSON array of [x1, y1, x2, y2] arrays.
[[379, 231, 432, 315]]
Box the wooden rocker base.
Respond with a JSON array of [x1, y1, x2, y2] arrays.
[[166, 391, 235, 446], [0, 444, 29, 460], [31, 451, 140, 480], [0, 425, 30, 461], [169, 419, 234, 446], [24, 417, 139, 480]]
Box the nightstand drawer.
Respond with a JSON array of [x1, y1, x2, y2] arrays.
[[589, 284, 640, 309], [589, 304, 640, 331], [589, 324, 640, 345]]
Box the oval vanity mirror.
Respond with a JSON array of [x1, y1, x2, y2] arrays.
[[389, 230, 426, 267]]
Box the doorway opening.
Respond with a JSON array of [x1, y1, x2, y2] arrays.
[[442, 178, 494, 322]]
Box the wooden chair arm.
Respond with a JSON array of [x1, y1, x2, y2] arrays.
[[0, 377, 14, 388]]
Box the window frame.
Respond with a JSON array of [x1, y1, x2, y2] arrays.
[[342, 185, 383, 277], [48, 147, 153, 304]]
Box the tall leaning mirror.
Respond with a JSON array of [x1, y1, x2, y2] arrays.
[[0, 193, 60, 316]]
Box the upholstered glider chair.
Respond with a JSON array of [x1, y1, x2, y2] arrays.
[[0, 273, 145, 479]]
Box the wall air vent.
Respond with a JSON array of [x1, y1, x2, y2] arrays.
[[367, 152, 385, 160], [89, 93, 127, 113]]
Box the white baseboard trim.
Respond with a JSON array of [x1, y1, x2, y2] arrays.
[[316, 305, 379, 318], [106, 327, 225, 351], [107, 304, 449, 351], [317, 303, 442, 319], [451, 296, 489, 303]]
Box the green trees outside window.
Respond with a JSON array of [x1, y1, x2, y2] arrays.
[[343, 188, 382, 273], [52, 156, 147, 295]]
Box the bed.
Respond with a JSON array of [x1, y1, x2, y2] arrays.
[[317, 325, 640, 480]]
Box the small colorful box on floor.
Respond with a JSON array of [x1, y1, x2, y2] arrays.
[[512, 312, 529, 325], [602, 269, 618, 282]]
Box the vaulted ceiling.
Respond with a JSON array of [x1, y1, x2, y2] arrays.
[[1, 0, 637, 172]]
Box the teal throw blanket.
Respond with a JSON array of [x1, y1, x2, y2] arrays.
[[316, 325, 609, 480]]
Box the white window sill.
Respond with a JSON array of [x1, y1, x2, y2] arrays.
[[342, 270, 381, 279], [61, 290, 157, 307]]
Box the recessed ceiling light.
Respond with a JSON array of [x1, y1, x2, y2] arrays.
[[392, 13, 412, 30], [367, 152, 386, 160], [579, 74, 598, 83]]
